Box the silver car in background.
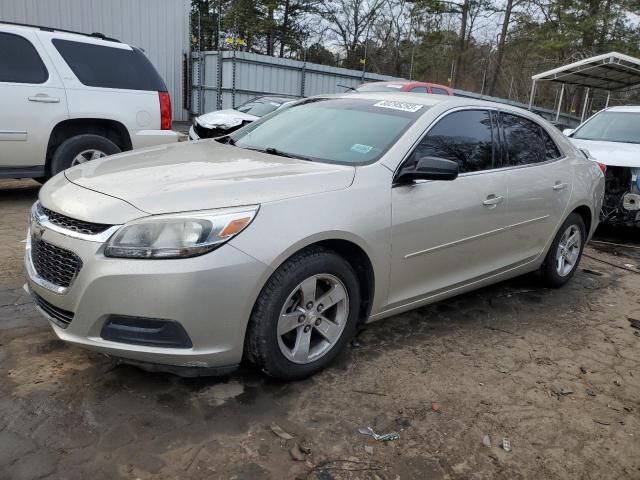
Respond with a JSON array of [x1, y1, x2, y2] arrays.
[[26, 93, 604, 380], [563, 106, 640, 227]]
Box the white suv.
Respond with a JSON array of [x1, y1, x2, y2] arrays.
[[0, 22, 181, 180]]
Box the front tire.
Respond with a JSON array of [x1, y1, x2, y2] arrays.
[[50, 134, 120, 175], [540, 213, 586, 288], [246, 247, 361, 380]]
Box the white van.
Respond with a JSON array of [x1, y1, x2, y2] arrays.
[[0, 22, 181, 180]]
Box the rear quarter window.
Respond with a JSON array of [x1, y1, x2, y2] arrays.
[[52, 39, 166, 91], [0, 32, 48, 84]]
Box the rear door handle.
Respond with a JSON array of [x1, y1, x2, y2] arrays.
[[28, 94, 60, 103], [553, 182, 568, 191], [483, 194, 504, 207]]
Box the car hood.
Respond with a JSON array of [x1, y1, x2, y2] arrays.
[[570, 138, 640, 168], [196, 109, 259, 130], [64, 141, 356, 214]]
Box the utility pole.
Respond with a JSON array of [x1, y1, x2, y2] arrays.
[[408, 9, 415, 80], [361, 22, 372, 82]]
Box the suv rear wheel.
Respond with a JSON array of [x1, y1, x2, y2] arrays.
[[51, 134, 120, 175]]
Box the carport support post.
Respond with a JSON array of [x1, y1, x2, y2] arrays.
[[528, 80, 537, 110], [555, 83, 565, 122], [581, 88, 590, 122], [605, 91, 611, 108]]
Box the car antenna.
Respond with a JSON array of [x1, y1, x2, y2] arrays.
[[337, 84, 357, 92]]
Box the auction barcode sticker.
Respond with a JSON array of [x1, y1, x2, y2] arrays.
[[372, 100, 424, 113]]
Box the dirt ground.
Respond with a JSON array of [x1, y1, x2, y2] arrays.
[[1, 178, 639, 480]]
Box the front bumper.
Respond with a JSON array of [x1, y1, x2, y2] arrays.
[[25, 224, 271, 371], [188, 125, 199, 141]]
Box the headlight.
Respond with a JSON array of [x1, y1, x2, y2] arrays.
[[104, 206, 258, 259]]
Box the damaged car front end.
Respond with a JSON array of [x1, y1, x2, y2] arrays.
[[601, 166, 640, 225], [189, 96, 300, 140], [566, 106, 640, 227]]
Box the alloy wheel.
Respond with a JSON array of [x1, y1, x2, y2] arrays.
[[71, 149, 107, 166], [277, 274, 349, 364], [556, 224, 581, 277]]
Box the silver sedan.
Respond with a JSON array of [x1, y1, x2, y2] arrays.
[[26, 93, 605, 380]]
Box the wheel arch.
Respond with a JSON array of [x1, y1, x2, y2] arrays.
[[246, 232, 377, 327], [540, 203, 594, 268], [240, 235, 377, 368], [46, 118, 132, 174], [572, 204, 593, 238]]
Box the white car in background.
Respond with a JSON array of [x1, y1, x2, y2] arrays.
[[564, 106, 640, 226], [189, 96, 300, 140], [0, 22, 181, 181]]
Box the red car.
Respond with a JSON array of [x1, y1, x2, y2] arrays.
[[356, 80, 454, 96]]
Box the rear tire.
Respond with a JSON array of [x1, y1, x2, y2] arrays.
[[50, 134, 120, 175], [246, 247, 361, 380], [540, 213, 586, 288]]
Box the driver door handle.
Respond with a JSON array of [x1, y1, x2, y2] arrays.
[[553, 182, 568, 191], [28, 94, 60, 103], [483, 194, 504, 207]]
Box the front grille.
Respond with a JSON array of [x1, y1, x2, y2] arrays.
[[32, 292, 74, 329], [31, 237, 82, 288], [39, 204, 112, 235]]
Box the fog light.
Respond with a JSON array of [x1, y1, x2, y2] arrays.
[[100, 316, 192, 349]]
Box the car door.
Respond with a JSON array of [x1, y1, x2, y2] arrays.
[[0, 29, 68, 171], [387, 109, 512, 308], [499, 112, 573, 264]]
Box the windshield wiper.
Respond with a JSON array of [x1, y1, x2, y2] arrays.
[[215, 135, 236, 145], [247, 146, 313, 162]]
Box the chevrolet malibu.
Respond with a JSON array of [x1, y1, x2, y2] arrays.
[[26, 93, 604, 380]]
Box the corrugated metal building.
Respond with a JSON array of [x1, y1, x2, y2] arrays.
[[192, 51, 404, 114], [0, 0, 191, 120]]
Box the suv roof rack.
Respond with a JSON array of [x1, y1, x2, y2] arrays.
[[0, 21, 120, 42]]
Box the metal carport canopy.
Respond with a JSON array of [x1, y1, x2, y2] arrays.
[[529, 51, 640, 121]]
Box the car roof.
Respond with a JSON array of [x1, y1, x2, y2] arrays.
[[365, 80, 420, 85], [604, 105, 640, 113], [0, 21, 121, 43], [325, 91, 496, 108], [257, 96, 301, 103], [363, 80, 450, 88], [310, 92, 552, 123]]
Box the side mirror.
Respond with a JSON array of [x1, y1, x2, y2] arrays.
[[397, 156, 459, 184], [562, 128, 575, 136]]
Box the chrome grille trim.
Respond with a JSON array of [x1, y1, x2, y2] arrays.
[[31, 202, 121, 243], [39, 204, 112, 235], [32, 291, 74, 329]]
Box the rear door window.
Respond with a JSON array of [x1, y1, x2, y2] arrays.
[[430, 87, 450, 95], [502, 113, 557, 165], [411, 109, 497, 173], [541, 128, 562, 160], [52, 39, 166, 91], [0, 32, 48, 84]]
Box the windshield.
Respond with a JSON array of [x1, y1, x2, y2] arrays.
[[573, 111, 640, 144], [231, 98, 426, 165], [356, 83, 406, 92], [236, 98, 284, 117]]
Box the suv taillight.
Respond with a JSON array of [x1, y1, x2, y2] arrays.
[[596, 162, 607, 175], [159, 91, 172, 130]]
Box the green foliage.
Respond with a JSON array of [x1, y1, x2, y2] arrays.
[[190, 0, 640, 107]]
